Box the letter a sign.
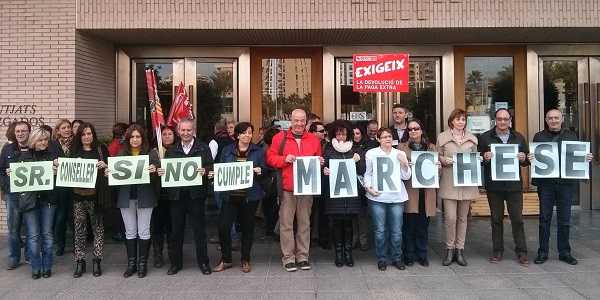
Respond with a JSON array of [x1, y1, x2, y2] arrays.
[[352, 53, 409, 93]]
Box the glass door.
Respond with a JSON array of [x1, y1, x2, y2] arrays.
[[336, 57, 441, 142], [539, 57, 598, 207], [132, 58, 237, 141]]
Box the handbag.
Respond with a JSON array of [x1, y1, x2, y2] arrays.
[[16, 191, 38, 212]]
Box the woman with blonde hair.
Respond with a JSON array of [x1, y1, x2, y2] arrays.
[[52, 119, 73, 256]]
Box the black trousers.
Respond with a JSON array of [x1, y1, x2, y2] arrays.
[[331, 216, 353, 244], [403, 190, 429, 261], [151, 197, 171, 244], [487, 191, 527, 255], [168, 191, 208, 267], [261, 191, 279, 235], [218, 195, 259, 262]]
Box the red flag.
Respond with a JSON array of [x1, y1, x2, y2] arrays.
[[145, 69, 166, 157], [167, 82, 194, 127], [145, 69, 166, 129]]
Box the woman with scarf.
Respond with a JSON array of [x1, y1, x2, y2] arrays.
[[323, 120, 366, 267], [52, 119, 73, 256]]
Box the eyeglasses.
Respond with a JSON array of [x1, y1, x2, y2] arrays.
[[407, 127, 421, 132], [496, 117, 511, 122]]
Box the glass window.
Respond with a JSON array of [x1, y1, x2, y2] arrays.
[[135, 62, 174, 131], [339, 61, 377, 125], [542, 60, 579, 135], [402, 60, 438, 143], [261, 58, 311, 128], [464, 57, 514, 134], [196, 61, 235, 140]]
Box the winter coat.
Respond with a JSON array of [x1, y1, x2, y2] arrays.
[[436, 129, 480, 201], [164, 139, 213, 201], [217, 143, 266, 202], [323, 140, 366, 216], [115, 148, 161, 208]]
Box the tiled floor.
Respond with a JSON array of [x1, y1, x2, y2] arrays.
[[2, 209, 600, 299]]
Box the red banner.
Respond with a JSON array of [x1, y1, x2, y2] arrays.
[[352, 53, 409, 93], [166, 82, 194, 127]]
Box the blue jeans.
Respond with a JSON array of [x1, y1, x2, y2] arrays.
[[369, 200, 404, 263], [6, 193, 24, 266], [23, 203, 56, 272], [537, 183, 575, 256]]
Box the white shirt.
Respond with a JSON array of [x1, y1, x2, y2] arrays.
[[181, 138, 194, 155], [363, 146, 412, 203]]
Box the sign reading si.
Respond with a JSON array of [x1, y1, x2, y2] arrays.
[[293, 156, 321, 195], [9, 161, 54, 192], [530, 142, 559, 178], [214, 161, 253, 192], [353, 53, 409, 93], [161, 157, 203, 188], [452, 152, 482, 187], [108, 155, 150, 186], [411, 151, 439, 188], [55, 158, 98, 188], [328, 159, 358, 198]]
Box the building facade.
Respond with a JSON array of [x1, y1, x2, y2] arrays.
[[1, 0, 600, 231]]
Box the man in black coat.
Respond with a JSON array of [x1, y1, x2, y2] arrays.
[[390, 104, 409, 146], [528, 109, 593, 265], [158, 118, 213, 275], [478, 108, 530, 266]]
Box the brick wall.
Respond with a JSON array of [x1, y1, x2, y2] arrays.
[[0, 1, 116, 233], [0, 0, 77, 233], [76, 0, 600, 30]]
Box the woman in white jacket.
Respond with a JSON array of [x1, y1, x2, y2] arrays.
[[363, 128, 411, 271]]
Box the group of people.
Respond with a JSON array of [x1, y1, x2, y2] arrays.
[[0, 104, 593, 280]]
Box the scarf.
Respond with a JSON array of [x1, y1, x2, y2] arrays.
[[58, 136, 72, 156], [331, 138, 353, 153]]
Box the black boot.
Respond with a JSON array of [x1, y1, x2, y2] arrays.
[[442, 249, 454, 266], [343, 223, 354, 267], [334, 242, 344, 267], [455, 249, 467, 266], [73, 260, 86, 278], [343, 241, 354, 267], [123, 239, 137, 278], [92, 258, 102, 277], [153, 237, 164, 268], [138, 239, 151, 278]]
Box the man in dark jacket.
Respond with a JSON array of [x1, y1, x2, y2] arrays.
[[390, 104, 409, 146], [478, 108, 530, 266], [158, 118, 213, 275], [0, 121, 31, 270], [529, 109, 593, 265]]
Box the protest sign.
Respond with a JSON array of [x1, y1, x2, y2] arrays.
[[530, 142, 559, 178], [561, 141, 590, 179], [352, 53, 409, 93], [293, 156, 321, 195], [9, 161, 54, 193], [411, 151, 439, 188], [55, 157, 98, 188], [453, 152, 482, 186], [214, 161, 254, 192], [108, 155, 150, 186], [372, 155, 403, 192], [328, 159, 358, 198], [160, 157, 203, 188], [491, 144, 520, 181]]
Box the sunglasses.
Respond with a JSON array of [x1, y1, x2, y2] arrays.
[[407, 127, 421, 132], [316, 129, 326, 133]]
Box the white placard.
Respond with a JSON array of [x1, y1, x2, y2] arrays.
[[452, 152, 482, 186], [107, 155, 150, 186], [372, 155, 403, 192], [293, 156, 321, 195], [491, 144, 520, 181], [530, 142, 559, 178], [213, 161, 254, 192], [560, 141, 590, 179], [411, 151, 439, 188], [9, 161, 54, 193], [328, 159, 358, 198], [55, 157, 98, 188], [160, 157, 203, 188], [466, 115, 491, 134]]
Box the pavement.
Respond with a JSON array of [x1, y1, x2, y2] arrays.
[[1, 209, 600, 299]]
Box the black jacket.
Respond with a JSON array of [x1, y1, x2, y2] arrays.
[[164, 139, 213, 201], [115, 148, 161, 208], [478, 127, 530, 192], [531, 128, 579, 187], [3, 147, 58, 205], [323, 142, 366, 216], [391, 125, 409, 144]]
